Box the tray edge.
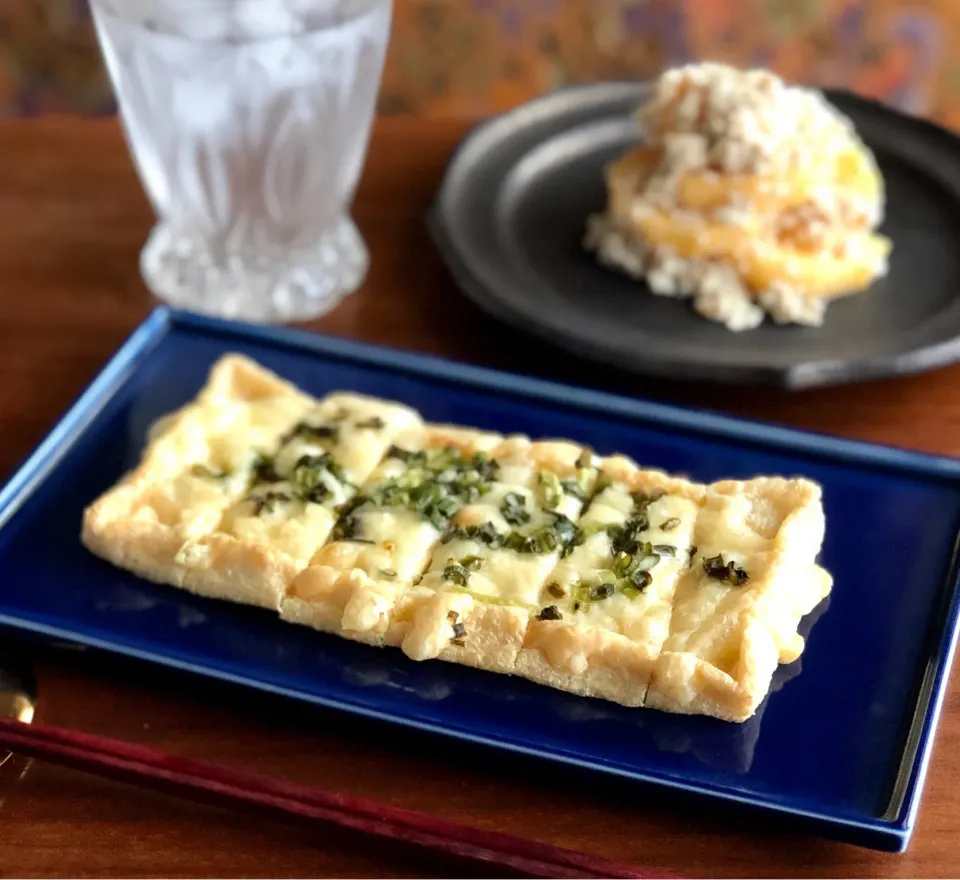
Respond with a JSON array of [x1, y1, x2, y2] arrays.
[[3, 305, 958, 851]]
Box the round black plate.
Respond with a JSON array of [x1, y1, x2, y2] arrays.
[[428, 81, 960, 388]]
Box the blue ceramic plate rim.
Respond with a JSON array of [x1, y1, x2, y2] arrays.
[[1, 306, 958, 852]]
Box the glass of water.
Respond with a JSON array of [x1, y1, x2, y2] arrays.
[[90, 0, 392, 323]]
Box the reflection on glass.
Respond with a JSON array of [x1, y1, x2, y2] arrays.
[[90, 0, 392, 323]]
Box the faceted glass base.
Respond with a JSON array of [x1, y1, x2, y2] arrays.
[[140, 216, 369, 323]]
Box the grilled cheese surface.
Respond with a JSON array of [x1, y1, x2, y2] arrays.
[[83, 354, 831, 722]]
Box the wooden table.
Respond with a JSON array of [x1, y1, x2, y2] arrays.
[[0, 115, 958, 879]]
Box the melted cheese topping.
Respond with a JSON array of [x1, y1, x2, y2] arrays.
[[420, 490, 576, 605], [130, 387, 317, 538], [541, 487, 698, 644], [343, 508, 439, 580], [224, 500, 337, 562], [310, 431, 503, 583], [137, 472, 234, 536], [203, 395, 312, 475], [209, 395, 421, 564], [659, 485, 789, 672], [401, 590, 476, 662], [400, 447, 597, 660], [296, 394, 420, 482]]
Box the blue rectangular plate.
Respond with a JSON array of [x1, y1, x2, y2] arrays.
[[0, 307, 957, 852]]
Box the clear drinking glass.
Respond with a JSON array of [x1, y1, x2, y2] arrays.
[[90, 0, 392, 323]]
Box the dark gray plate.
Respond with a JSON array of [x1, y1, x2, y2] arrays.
[[427, 81, 960, 389]]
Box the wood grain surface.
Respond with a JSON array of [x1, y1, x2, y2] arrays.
[[0, 116, 957, 878]]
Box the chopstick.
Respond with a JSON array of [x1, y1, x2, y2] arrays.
[[0, 716, 670, 878]]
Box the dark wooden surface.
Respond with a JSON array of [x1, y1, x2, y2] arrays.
[[0, 116, 958, 878]]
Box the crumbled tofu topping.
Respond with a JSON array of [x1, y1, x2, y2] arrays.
[[584, 213, 647, 280], [637, 62, 859, 178], [584, 62, 891, 331], [758, 282, 826, 327], [694, 264, 765, 331]]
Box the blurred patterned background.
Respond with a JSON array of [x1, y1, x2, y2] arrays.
[[1, 0, 959, 130]]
